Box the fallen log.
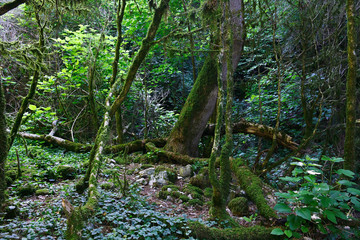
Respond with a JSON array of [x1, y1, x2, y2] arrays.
[[17, 131, 166, 154], [145, 142, 207, 165], [204, 119, 299, 151]]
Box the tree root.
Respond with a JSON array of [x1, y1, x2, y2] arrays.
[[231, 158, 277, 219]]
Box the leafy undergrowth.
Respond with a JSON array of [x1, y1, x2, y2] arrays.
[[1, 141, 213, 239]]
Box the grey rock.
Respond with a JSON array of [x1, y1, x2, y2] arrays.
[[149, 171, 168, 187], [139, 167, 155, 177], [179, 164, 192, 178]]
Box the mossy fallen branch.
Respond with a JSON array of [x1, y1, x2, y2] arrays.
[[231, 158, 277, 219], [188, 221, 280, 240], [204, 119, 299, 151], [17, 131, 166, 153], [145, 142, 207, 165]]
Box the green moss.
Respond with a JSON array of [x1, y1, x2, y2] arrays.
[[5, 175, 13, 186], [187, 199, 203, 206], [231, 158, 277, 219], [101, 182, 114, 190], [140, 164, 154, 169], [57, 165, 76, 180], [171, 191, 181, 198], [158, 190, 168, 199], [183, 184, 203, 200], [161, 184, 179, 192], [204, 187, 213, 198], [179, 195, 190, 202], [188, 221, 279, 240], [228, 197, 249, 217], [35, 189, 51, 195], [159, 185, 181, 200], [5, 169, 17, 181], [155, 166, 177, 183], [190, 173, 210, 189], [103, 169, 117, 176], [18, 184, 36, 197], [126, 169, 135, 175]]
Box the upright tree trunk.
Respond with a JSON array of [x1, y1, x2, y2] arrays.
[[344, 0, 356, 171], [66, 1, 170, 238], [209, 0, 242, 221], [0, 81, 8, 205], [8, 13, 44, 149], [165, 0, 244, 157], [111, 0, 126, 144]]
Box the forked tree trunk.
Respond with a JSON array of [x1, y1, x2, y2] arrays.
[[164, 0, 244, 157]]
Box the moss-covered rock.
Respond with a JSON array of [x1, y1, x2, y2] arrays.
[[140, 164, 154, 170], [18, 184, 36, 197], [4, 205, 20, 219], [228, 197, 249, 217], [35, 189, 51, 195], [183, 184, 203, 200], [180, 195, 190, 202], [57, 165, 76, 180], [190, 173, 210, 189], [187, 199, 203, 206], [101, 182, 114, 190], [5, 169, 17, 181], [188, 221, 280, 240], [155, 166, 177, 183], [5, 175, 13, 186]]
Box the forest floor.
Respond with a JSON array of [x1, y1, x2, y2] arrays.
[[0, 141, 275, 239]]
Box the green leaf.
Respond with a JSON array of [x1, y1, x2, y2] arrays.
[[284, 230, 292, 238], [290, 162, 305, 167], [336, 169, 355, 178], [318, 224, 327, 234], [338, 180, 356, 186], [347, 188, 360, 196], [270, 228, 284, 235], [293, 232, 302, 239], [274, 203, 292, 213], [319, 196, 331, 208], [287, 214, 302, 230], [296, 208, 312, 221], [280, 176, 301, 182], [301, 226, 309, 233], [324, 210, 337, 224], [29, 104, 37, 111]]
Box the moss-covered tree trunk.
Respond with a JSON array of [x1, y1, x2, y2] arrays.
[[111, 0, 126, 144], [65, 1, 170, 238], [165, 0, 244, 157], [8, 13, 45, 149], [87, 33, 105, 132], [344, 0, 356, 171], [209, 0, 244, 220], [0, 81, 8, 205]]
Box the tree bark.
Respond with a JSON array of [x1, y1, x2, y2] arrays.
[[204, 120, 299, 150], [0, 81, 8, 205], [8, 13, 45, 150], [0, 0, 26, 16], [165, 0, 245, 157], [65, 1, 170, 238], [344, 0, 356, 171]]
